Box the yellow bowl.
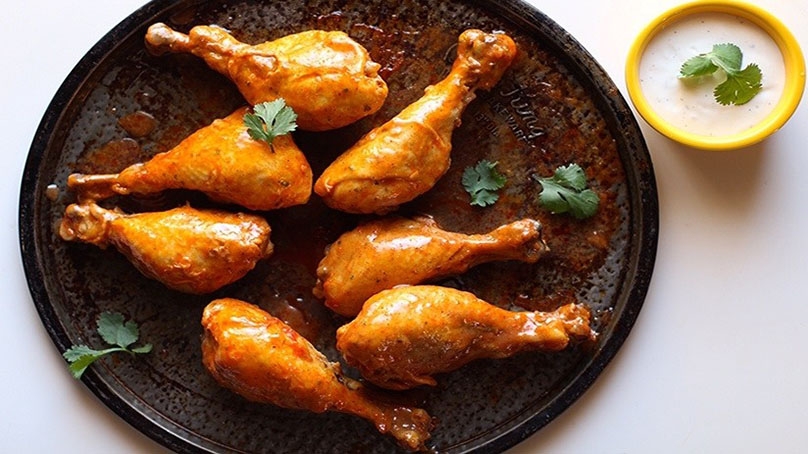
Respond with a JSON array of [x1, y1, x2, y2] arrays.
[[625, 0, 805, 150]]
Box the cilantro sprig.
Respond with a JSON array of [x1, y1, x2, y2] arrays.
[[63, 311, 152, 379], [534, 163, 599, 220], [462, 160, 507, 207], [244, 99, 298, 150], [679, 43, 762, 105]]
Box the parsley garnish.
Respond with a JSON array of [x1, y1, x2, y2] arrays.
[[534, 163, 599, 219], [244, 99, 298, 150], [462, 160, 507, 207], [63, 311, 152, 379], [679, 43, 762, 105]]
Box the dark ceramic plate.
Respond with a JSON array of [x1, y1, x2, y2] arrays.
[[19, 0, 657, 452]]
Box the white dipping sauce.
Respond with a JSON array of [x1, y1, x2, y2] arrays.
[[639, 12, 785, 137]]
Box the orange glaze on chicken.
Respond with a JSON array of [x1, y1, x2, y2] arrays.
[[314, 216, 548, 317], [201, 298, 433, 451], [59, 202, 273, 294], [315, 29, 518, 214], [67, 107, 312, 211], [146, 23, 388, 131], [337, 285, 594, 390]]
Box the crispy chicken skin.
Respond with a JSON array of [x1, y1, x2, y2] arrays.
[[314, 216, 548, 317], [59, 203, 273, 294], [67, 107, 311, 211], [336, 285, 594, 390], [314, 29, 518, 214], [145, 23, 388, 131], [201, 298, 433, 451]]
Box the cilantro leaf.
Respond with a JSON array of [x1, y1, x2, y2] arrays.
[[680, 55, 719, 78], [97, 311, 138, 348], [243, 113, 269, 140], [536, 178, 574, 214], [65, 350, 103, 379], [62, 344, 97, 362], [63, 312, 151, 379], [462, 160, 507, 207], [130, 344, 154, 354], [64, 346, 126, 379], [244, 99, 298, 150], [679, 43, 762, 105], [714, 63, 762, 106], [534, 163, 600, 220], [549, 163, 588, 191], [471, 189, 501, 207], [565, 188, 601, 219], [708, 43, 743, 73], [680, 43, 742, 77]]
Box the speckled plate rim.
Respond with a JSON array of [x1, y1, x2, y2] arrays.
[[18, 0, 658, 452]]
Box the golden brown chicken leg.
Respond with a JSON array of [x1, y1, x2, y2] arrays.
[[67, 107, 311, 211], [59, 202, 273, 294], [336, 285, 594, 390], [314, 29, 518, 214], [201, 298, 433, 451], [314, 216, 548, 317], [145, 23, 388, 131]]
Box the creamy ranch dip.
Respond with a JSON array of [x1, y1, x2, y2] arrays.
[[639, 12, 785, 137]]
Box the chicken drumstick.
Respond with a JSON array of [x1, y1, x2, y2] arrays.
[[314, 216, 548, 317], [336, 285, 594, 390], [201, 298, 433, 451], [67, 107, 312, 211], [59, 202, 273, 294], [145, 23, 388, 131], [314, 29, 518, 214]]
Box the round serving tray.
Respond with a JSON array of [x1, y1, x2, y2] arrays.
[[20, 0, 658, 452]]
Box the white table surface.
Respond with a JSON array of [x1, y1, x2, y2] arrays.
[[3, 0, 806, 452]]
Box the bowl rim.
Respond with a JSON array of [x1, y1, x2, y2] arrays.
[[625, 0, 806, 151]]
